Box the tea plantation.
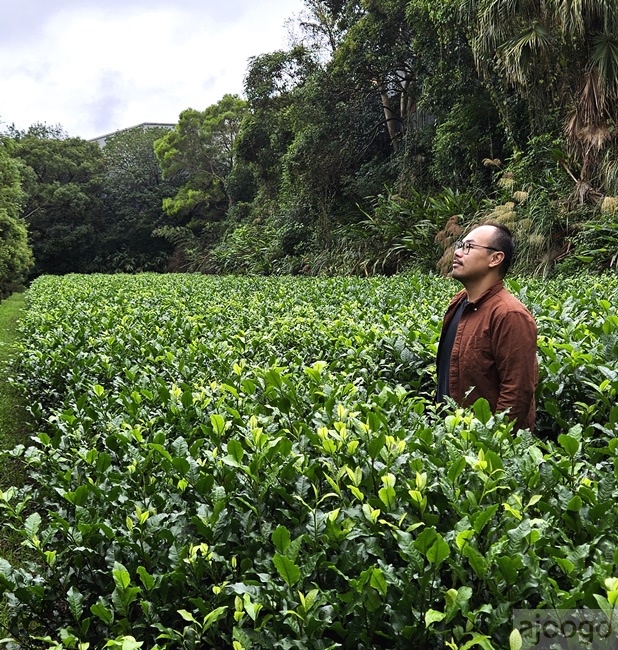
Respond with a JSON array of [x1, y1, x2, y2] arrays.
[[1, 272, 618, 649]]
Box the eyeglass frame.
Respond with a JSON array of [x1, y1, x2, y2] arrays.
[[454, 240, 502, 255]]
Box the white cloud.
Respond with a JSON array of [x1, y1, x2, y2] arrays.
[[0, 0, 304, 139]]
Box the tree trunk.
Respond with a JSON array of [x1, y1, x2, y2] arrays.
[[374, 80, 402, 152]]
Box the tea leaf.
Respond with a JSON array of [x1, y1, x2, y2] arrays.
[[203, 606, 228, 630], [272, 526, 291, 554], [427, 535, 450, 565], [370, 568, 388, 596], [425, 609, 446, 627], [67, 586, 84, 621], [90, 603, 113, 625], [24, 512, 41, 539], [558, 434, 580, 457], [226, 439, 244, 464], [509, 629, 523, 650], [273, 554, 300, 587], [473, 398, 492, 425], [210, 414, 226, 436]]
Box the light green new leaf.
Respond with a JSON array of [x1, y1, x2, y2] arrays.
[[459, 633, 495, 649], [299, 588, 320, 613], [473, 398, 492, 424], [369, 568, 387, 596], [112, 562, 131, 590], [425, 609, 446, 627], [104, 635, 143, 649], [243, 594, 262, 621], [378, 485, 396, 509], [348, 484, 365, 501], [210, 413, 226, 436], [178, 609, 199, 623], [456, 529, 474, 550], [203, 606, 228, 631], [509, 629, 523, 650], [446, 586, 472, 611]]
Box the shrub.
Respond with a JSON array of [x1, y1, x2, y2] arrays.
[[1, 273, 617, 648]]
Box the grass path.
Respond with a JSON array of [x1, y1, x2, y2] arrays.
[[0, 293, 30, 633], [0, 292, 29, 487]]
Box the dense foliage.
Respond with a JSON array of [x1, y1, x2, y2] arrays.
[[0, 141, 33, 298], [10, 127, 105, 276], [2, 1, 618, 278], [96, 127, 182, 273], [1, 272, 617, 648]]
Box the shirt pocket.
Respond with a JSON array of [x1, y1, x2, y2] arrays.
[[464, 334, 495, 370]]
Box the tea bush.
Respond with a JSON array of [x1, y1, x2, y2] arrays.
[[1, 273, 617, 649]]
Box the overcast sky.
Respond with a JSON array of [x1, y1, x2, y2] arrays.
[[0, 0, 305, 140]]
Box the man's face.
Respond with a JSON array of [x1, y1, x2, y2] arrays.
[[451, 225, 502, 284]]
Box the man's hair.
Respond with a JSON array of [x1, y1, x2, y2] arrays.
[[485, 221, 514, 278]]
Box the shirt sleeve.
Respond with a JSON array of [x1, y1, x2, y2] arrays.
[[492, 309, 538, 428]]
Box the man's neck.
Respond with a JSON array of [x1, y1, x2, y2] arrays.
[[463, 276, 502, 303]]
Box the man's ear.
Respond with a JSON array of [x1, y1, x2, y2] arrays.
[[488, 251, 505, 270]]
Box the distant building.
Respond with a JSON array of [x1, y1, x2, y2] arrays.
[[89, 122, 175, 147]]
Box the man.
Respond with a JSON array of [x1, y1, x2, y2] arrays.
[[436, 222, 538, 432]]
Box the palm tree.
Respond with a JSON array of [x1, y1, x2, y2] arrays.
[[460, 0, 618, 193]]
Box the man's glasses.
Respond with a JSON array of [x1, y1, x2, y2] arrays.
[[454, 240, 502, 255]]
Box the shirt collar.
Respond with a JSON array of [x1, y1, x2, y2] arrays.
[[467, 280, 504, 307]]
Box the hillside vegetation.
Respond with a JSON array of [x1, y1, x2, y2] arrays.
[[2, 1, 618, 282]]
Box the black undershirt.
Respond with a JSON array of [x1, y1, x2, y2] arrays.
[[436, 298, 467, 403]]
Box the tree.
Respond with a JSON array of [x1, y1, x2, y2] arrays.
[[239, 42, 383, 250], [151, 95, 249, 271], [279, 67, 388, 242], [97, 126, 182, 272], [460, 0, 618, 193], [293, 0, 362, 57], [0, 138, 33, 296], [155, 94, 247, 224], [330, 0, 425, 153], [237, 47, 318, 204], [12, 126, 105, 275]]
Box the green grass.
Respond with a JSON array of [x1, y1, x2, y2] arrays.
[[0, 292, 28, 449], [0, 292, 30, 560]]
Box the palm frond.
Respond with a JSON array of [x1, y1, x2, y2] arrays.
[[565, 69, 612, 153], [600, 151, 618, 195], [499, 23, 554, 85], [590, 32, 618, 98], [557, 0, 585, 38]]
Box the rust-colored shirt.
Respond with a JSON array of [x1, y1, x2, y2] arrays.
[[437, 281, 538, 432]]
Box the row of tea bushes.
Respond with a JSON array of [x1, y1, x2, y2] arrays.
[[0, 272, 617, 649]]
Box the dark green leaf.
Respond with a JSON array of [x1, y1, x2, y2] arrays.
[[273, 554, 300, 587]]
